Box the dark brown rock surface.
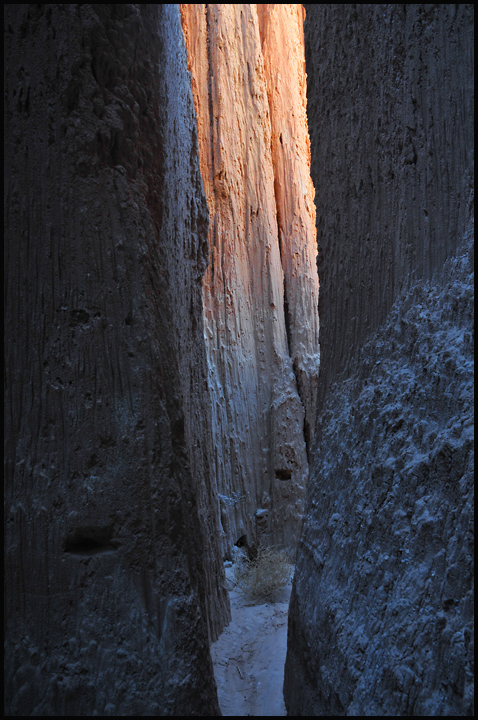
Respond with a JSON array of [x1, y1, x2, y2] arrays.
[[285, 5, 474, 716], [4, 4, 228, 715]]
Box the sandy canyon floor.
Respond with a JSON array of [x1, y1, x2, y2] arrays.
[[211, 564, 292, 716]]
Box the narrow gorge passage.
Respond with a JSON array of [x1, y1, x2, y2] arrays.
[[179, 7, 318, 713], [4, 3, 473, 716], [211, 564, 292, 716]]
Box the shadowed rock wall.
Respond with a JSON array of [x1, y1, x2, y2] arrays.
[[285, 228, 474, 716], [4, 4, 228, 715], [180, 4, 320, 556], [285, 4, 474, 716], [305, 4, 474, 404]]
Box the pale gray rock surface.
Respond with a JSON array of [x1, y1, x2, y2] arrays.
[[285, 4, 474, 715], [4, 4, 228, 715]]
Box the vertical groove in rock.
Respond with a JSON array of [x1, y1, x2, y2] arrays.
[[4, 4, 227, 714], [180, 4, 319, 556]]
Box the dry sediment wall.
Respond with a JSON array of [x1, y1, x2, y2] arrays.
[[4, 4, 228, 715], [305, 3, 474, 404], [180, 4, 320, 556], [5, 3, 473, 716], [285, 5, 474, 715], [285, 226, 474, 715]]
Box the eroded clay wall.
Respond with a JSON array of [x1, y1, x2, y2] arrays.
[[180, 4, 320, 556], [304, 3, 474, 403], [4, 4, 228, 715], [285, 5, 474, 715]]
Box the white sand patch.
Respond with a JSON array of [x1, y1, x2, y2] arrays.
[[211, 564, 292, 716]]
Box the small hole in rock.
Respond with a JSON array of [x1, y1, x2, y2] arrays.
[[64, 527, 116, 555]]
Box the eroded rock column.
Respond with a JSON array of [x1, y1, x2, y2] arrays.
[[180, 4, 319, 556], [257, 4, 320, 450]]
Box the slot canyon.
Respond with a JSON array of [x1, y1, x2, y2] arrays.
[[4, 3, 474, 716]]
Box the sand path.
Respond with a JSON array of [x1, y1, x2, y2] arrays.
[[210, 565, 292, 716]]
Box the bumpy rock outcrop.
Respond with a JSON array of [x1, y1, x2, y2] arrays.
[[4, 4, 228, 715], [180, 4, 319, 556], [285, 228, 474, 715], [285, 5, 474, 716]]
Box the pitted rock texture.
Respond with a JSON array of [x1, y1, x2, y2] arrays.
[[285, 226, 474, 716], [180, 4, 320, 556], [304, 4, 474, 405], [4, 4, 228, 715], [285, 4, 474, 716]]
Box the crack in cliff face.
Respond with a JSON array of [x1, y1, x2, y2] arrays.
[[180, 4, 319, 556], [274, 180, 311, 459], [204, 4, 216, 217]]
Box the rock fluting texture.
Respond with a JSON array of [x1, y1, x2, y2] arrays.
[[5, 4, 228, 715], [180, 4, 320, 556], [285, 4, 474, 716], [5, 2, 474, 716], [305, 4, 474, 405]]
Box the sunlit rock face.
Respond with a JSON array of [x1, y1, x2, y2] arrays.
[[180, 4, 319, 556], [285, 5, 474, 716], [4, 5, 227, 715]]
